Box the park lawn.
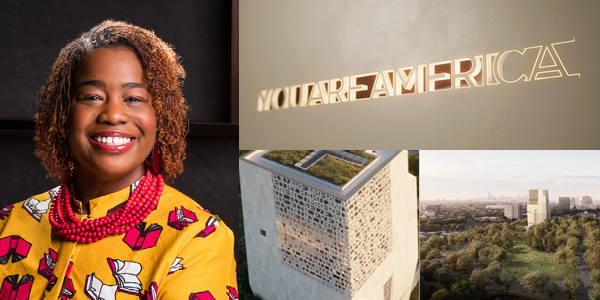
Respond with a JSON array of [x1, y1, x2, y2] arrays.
[[504, 233, 578, 281]]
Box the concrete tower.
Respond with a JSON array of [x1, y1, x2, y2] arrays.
[[239, 150, 418, 300], [527, 190, 551, 226]]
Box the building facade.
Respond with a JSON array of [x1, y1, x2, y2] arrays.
[[558, 197, 571, 210], [570, 197, 578, 209], [422, 205, 442, 216], [527, 190, 551, 226], [582, 195, 593, 206], [239, 150, 418, 300], [504, 204, 523, 220]]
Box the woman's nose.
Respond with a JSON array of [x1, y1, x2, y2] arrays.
[[97, 96, 129, 125]]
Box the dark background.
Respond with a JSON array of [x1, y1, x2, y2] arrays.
[[0, 1, 239, 262]]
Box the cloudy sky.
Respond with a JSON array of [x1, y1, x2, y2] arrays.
[[420, 151, 600, 201]]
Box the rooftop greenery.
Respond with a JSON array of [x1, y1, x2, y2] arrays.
[[263, 150, 377, 186]]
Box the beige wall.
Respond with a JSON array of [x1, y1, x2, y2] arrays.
[[240, 0, 600, 149]]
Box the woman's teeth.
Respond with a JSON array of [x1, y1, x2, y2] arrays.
[[93, 136, 132, 146]]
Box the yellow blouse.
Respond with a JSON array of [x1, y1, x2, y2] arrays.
[[0, 181, 237, 300]]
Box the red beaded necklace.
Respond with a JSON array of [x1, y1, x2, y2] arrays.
[[48, 168, 164, 244]]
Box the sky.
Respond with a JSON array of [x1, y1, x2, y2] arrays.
[[420, 151, 600, 201]]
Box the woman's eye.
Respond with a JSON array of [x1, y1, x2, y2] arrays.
[[125, 97, 144, 102], [82, 95, 102, 101]]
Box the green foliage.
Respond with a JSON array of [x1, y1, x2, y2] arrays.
[[485, 261, 503, 282], [470, 268, 489, 287], [562, 274, 583, 300], [520, 271, 551, 297], [434, 267, 454, 287], [239, 150, 250, 157], [589, 283, 600, 300], [421, 259, 444, 282], [568, 256, 580, 269], [587, 251, 600, 270], [426, 248, 442, 260], [262, 150, 312, 166], [592, 269, 600, 284], [456, 255, 473, 274], [430, 289, 451, 300], [263, 150, 375, 186], [542, 281, 560, 298], [450, 280, 486, 300], [497, 269, 518, 295]]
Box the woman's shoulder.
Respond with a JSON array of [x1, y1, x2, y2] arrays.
[[152, 185, 233, 247], [4, 186, 60, 218]]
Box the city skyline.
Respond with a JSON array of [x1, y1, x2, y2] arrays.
[[421, 151, 600, 201]]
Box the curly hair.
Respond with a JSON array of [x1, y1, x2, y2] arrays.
[[34, 20, 188, 184]]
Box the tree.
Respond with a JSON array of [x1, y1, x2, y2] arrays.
[[430, 289, 450, 300], [567, 237, 580, 252], [456, 255, 473, 274], [470, 268, 489, 287], [450, 280, 485, 300], [478, 256, 490, 269], [447, 233, 456, 247], [545, 235, 556, 253], [434, 267, 454, 287], [592, 269, 600, 284], [562, 274, 583, 300], [497, 269, 518, 295], [587, 252, 600, 269], [568, 256, 580, 269], [589, 283, 600, 300], [484, 261, 503, 283], [492, 247, 507, 262], [543, 282, 560, 298], [520, 271, 550, 297], [444, 253, 459, 272], [426, 249, 442, 260], [502, 231, 514, 249]]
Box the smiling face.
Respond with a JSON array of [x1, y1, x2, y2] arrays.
[[68, 47, 156, 182]]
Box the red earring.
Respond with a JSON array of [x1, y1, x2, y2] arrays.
[[152, 143, 163, 175]]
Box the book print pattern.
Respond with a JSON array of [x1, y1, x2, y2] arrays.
[[168, 257, 185, 275], [38, 248, 58, 291], [22, 197, 51, 222], [189, 291, 216, 300], [122, 222, 163, 251], [196, 216, 221, 238], [0, 236, 31, 265], [0, 274, 34, 300], [140, 282, 157, 300], [226, 286, 238, 300], [0, 205, 13, 220], [167, 206, 198, 230]]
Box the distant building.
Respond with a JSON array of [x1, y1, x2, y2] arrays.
[[570, 197, 577, 209], [428, 205, 442, 216], [582, 195, 593, 206], [527, 190, 551, 226], [420, 210, 435, 218], [240, 150, 418, 300], [486, 205, 505, 209], [558, 197, 571, 210], [504, 204, 523, 220]]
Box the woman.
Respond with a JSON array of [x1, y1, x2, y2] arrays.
[[0, 20, 237, 300]]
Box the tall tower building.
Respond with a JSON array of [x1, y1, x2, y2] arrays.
[[239, 150, 419, 300], [527, 190, 551, 226]]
